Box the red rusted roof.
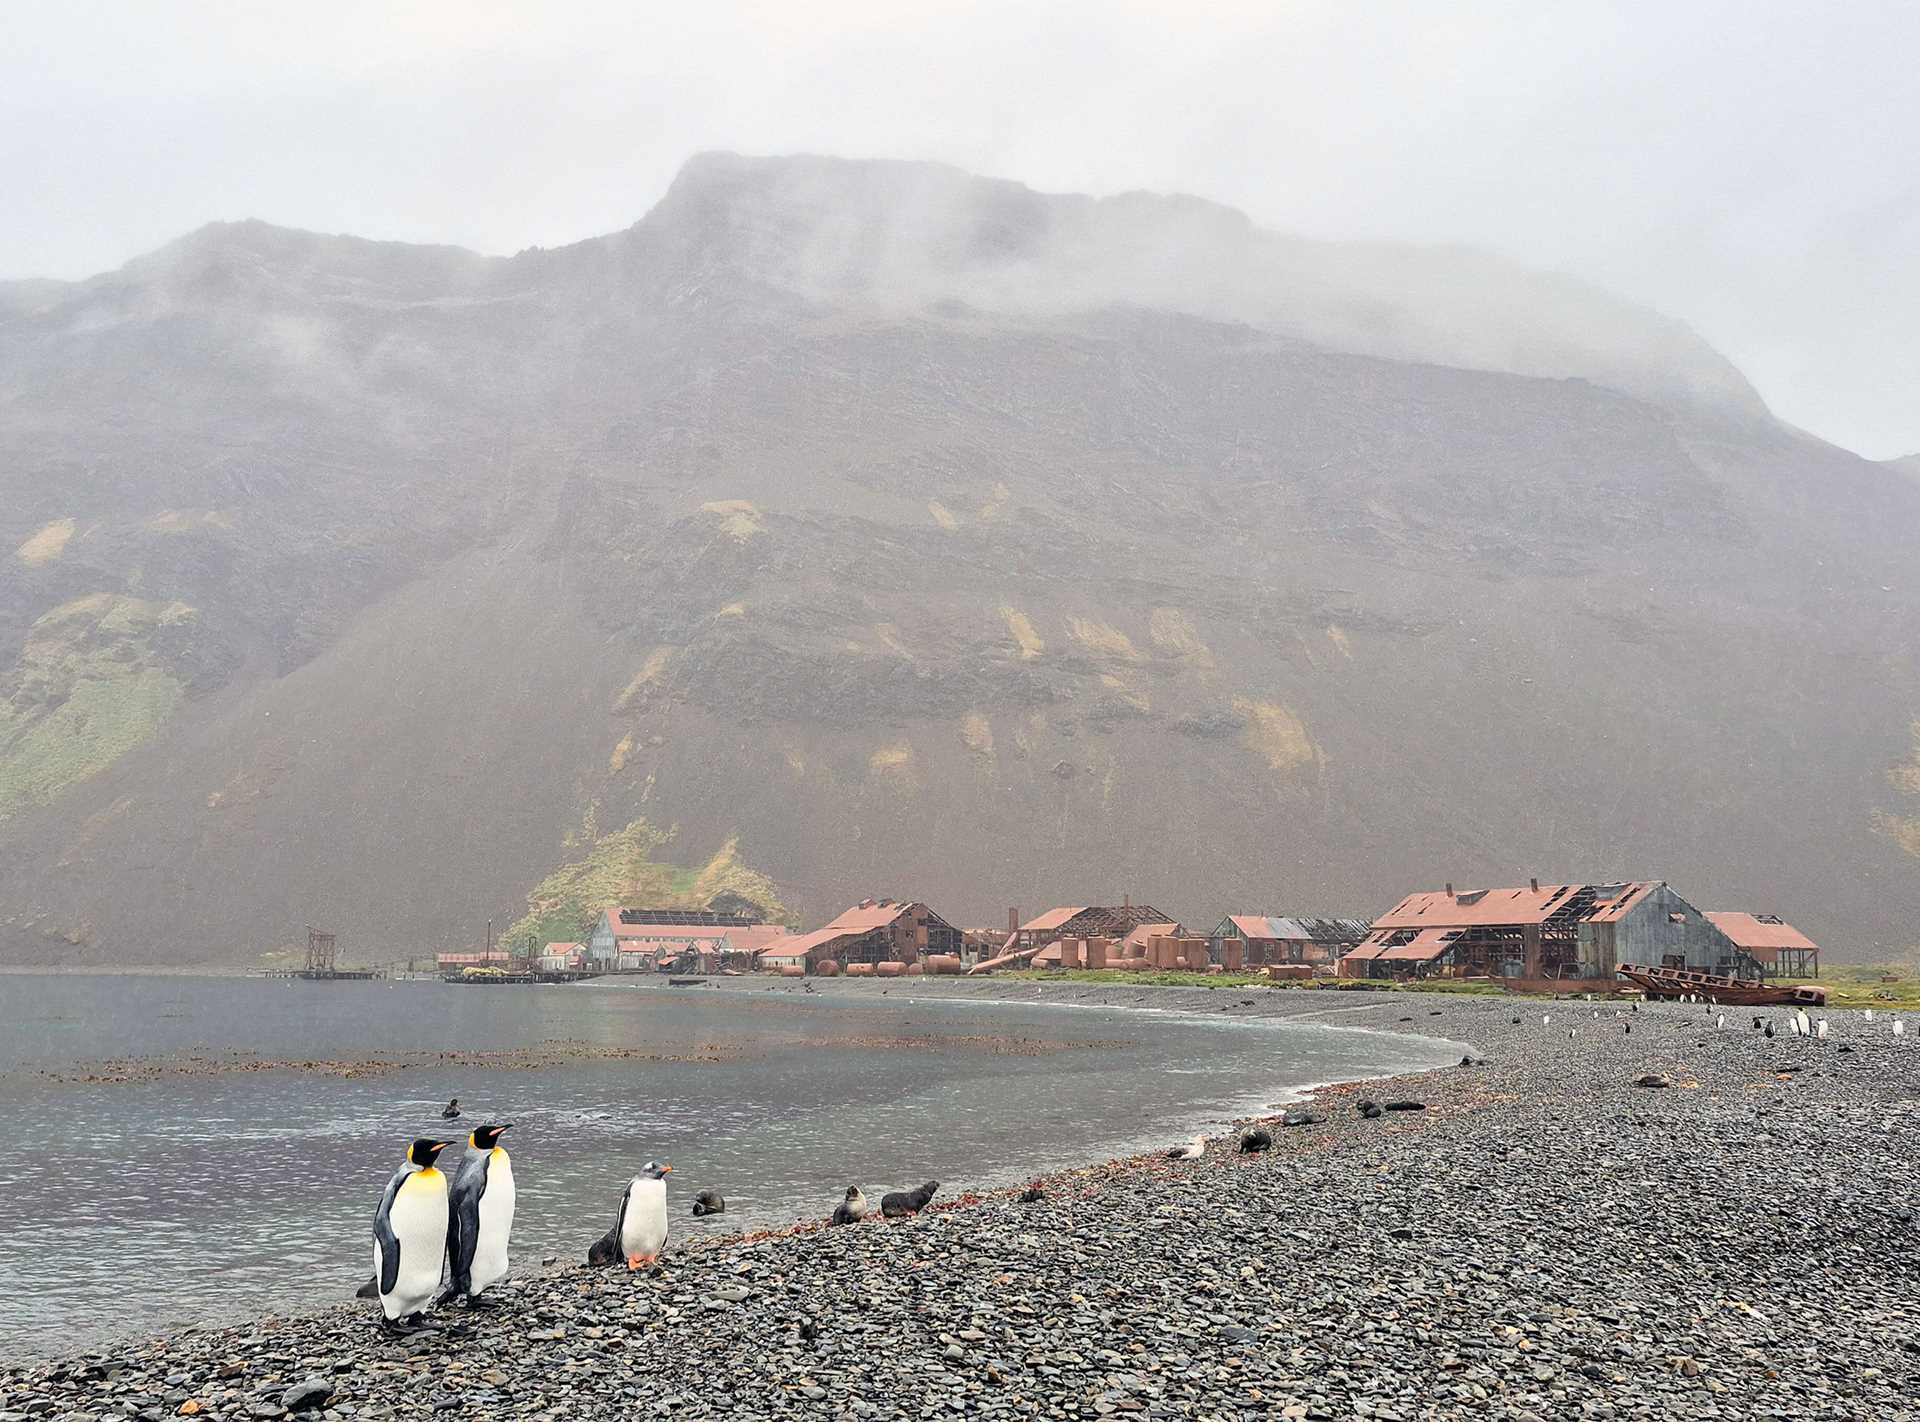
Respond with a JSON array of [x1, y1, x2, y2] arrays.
[[758, 928, 839, 960], [1377, 928, 1460, 962], [1340, 940, 1386, 961], [1371, 882, 1657, 930], [818, 900, 920, 933], [1705, 912, 1817, 955], [1020, 906, 1090, 933], [1120, 922, 1181, 951]]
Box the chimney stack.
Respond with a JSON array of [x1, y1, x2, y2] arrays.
[[1445, 883, 1454, 898], [1009, 906, 1019, 934], [1124, 892, 1132, 909], [1530, 877, 1540, 893]]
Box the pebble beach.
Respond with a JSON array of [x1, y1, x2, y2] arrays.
[[4, 981, 1915, 1421]]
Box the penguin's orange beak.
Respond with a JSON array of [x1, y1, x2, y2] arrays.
[[661, 1164, 673, 1173]]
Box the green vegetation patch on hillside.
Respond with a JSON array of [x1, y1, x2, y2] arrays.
[[0, 593, 197, 817], [505, 819, 794, 948]]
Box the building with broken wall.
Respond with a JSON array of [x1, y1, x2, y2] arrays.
[[756, 898, 965, 973], [1340, 881, 1751, 987], [1209, 915, 1371, 969]]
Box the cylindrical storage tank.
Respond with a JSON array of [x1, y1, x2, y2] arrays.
[[874, 960, 907, 978], [1085, 937, 1109, 970], [1058, 938, 1083, 969], [904, 962, 924, 975], [780, 965, 806, 978], [845, 962, 876, 977], [1122, 956, 1150, 971], [815, 959, 840, 977], [925, 954, 962, 975]]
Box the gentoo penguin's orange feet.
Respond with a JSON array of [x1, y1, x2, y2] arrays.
[[627, 1252, 656, 1271]]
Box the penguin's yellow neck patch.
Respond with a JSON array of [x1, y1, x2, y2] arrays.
[[491, 1147, 508, 1161]]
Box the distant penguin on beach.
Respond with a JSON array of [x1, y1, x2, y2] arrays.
[[692, 1190, 725, 1217], [1896, 1020, 1906, 1038], [881, 1181, 939, 1217], [1238, 1127, 1272, 1154], [360, 1137, 452, 1334], [588, 1161, 672, 1270], [442, 1099, 461, 1120], [1752, 1016, 1764, 1030], [1764, 1022, 1775, 1039], [830, 1186, 869, 1226], [1166, 1134, 1205, 1161], [1356, 1100, 1383, 1119], [440, 1123, 515, 1307]]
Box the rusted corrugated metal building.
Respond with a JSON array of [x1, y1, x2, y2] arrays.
[[1340, 880, 1747, 987], [757, 898, 964, 973], [1209, 915, 1370, 968], [1008, 904, 1174, 951], [1704, 912, 1820, 979]]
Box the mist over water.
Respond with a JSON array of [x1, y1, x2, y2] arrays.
[[0, 976, 1460, 1359]]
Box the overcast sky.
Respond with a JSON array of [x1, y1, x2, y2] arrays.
[[5, 1, 1915, 457]]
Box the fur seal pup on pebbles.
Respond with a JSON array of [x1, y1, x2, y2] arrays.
[[880, 1181, 939, 1218]]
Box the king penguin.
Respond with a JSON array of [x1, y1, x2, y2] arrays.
[[440, 1122, 515, 1307], [365, 1137, 453, 1332], [589, 1161, 672, 1270]]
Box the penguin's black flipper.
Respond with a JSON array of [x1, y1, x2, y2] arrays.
[[372, 1171, 405, 1295], [443, 1152, 487, 1298], [355, 1275, 380, 1300]]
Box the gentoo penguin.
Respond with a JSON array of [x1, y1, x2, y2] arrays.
[[829, 1186, 868, 1226], [1764, 1021, 1775, 1039], [442, 1099, 461, 1120], [880, 1181, 939, 1217], [691, 1190, 726, 1217], [1165, 1134, 1205, 1161], [365, 1138, 453, 1332], [588, 1161, 672, 1270], [440, 1123, 515, 1307]]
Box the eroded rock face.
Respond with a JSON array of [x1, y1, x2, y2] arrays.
[[3, 153, 1919, 965]]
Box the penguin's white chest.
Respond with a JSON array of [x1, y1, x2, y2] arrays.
[[618, 1177, 669, 1261], [376, 1169, 448, 1319], [470, 1152, 516, 1292]]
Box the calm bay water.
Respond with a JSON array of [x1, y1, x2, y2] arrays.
[[0, 974, 1459, 1358]]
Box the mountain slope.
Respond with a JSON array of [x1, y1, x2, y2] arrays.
[[1, 154, 1916, 965]]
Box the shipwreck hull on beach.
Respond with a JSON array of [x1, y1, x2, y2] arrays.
[[1616, 963, 1826, 1007]]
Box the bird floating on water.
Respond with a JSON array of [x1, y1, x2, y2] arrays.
[[441, 1099, 461, 1120]]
